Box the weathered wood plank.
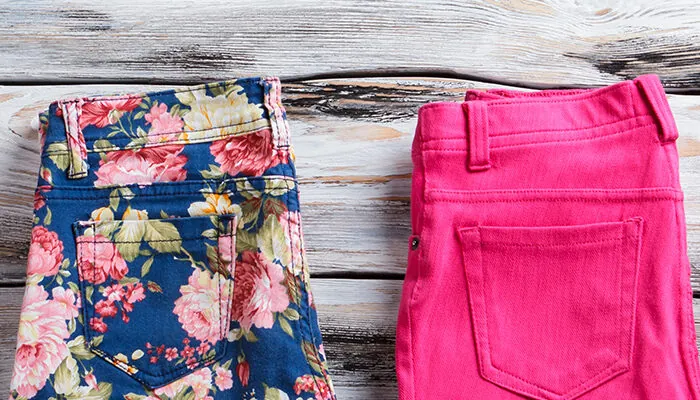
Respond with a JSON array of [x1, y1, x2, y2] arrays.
[[3, 280, 700, 399], [0, 79, 699, 285], [0, 1, 699, 87]]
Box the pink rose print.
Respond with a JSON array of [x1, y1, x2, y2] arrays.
[[181, 338, 194, 359], [122, 282, 146, 312], [84, 371, 99, 390], [33, 188, 46, 210], [76, 234, 128, 284], [10, 285, 73, 398], [103, 284, 124, 302], [210, 129, 288, 176], [173, 269, 232, 344], [40, 168, 52, 184], [165, 347, 178, 361], [145, 342, 166, 364], [80, 98, 142, 129], [232, 251, 289, 330], [38, 117, 48, 149], [94, 145, 188, 187], [145, 103, 184, 141], [196, 342, 210, 355], [95, 299, 118, 317], [89, 317, 108, 333], [294, 374, 333, 400], [279, 211, 304, 270], [51, 287, 80, 320], [91, 282, 146, 331], [93, 102, 188, 187], [215, 365, 234, 390], [26, 226, 64, 277], [154, 367, 213, 399]]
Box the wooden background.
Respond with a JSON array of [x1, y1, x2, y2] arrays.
[[1, 1, 700, 399]]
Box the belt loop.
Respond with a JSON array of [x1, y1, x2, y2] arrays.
[[57, 99, 89, 179], [462, 101, 491, 172], [634, 74, 679, 144], [262, 77, 291, 151]]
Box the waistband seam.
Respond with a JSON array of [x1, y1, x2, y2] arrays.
[[41, 126, 275, 156], [51, 76, 266, 107], [420, 114, 654, 144], [425, 187, 683, 202], [428, 187, 682, 195], [40, 175, 297, 196], [420, 121, 657, 152], [41, 123, 290, 157], [483, 81, 635, 107], [79, 117, 269, 144], [490, 122, 657, 150]]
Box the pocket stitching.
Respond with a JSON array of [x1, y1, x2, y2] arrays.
[[220, 216, 236, 342], [472, 227, 626, 398], [76, 215, 235, 383], [460, 221, 640, 400], [481, 237, 623, 248], [474, 228, 607, 398]]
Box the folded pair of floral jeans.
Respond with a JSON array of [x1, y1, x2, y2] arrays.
[[10, 77, 335, 400]]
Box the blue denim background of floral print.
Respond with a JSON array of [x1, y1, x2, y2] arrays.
[[10, 77, 336, 400]]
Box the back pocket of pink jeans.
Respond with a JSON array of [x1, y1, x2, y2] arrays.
[[457, 218, 643, 400]]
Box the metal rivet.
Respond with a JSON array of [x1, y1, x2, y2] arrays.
[[411, 237, 420, 250]]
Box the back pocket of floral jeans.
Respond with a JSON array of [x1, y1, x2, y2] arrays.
[[457, 218, 643, 400], [73, 214, 237, 389]]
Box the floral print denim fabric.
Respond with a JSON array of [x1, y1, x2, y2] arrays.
[[9, 77, 336, 400]]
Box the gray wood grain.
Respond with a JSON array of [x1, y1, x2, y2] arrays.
[[0, 79, 699, 286], [0, 1, 699, 87]]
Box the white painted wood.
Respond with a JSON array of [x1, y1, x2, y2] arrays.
[[0, 1, 698, 87]]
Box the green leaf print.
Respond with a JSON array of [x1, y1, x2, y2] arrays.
[[279, 316, 294, 338], [257, 214, 291, 267], [140, 256, 154, 277], [264, 178, 293, 196], [144, 220, 182, 253], [283, 308, 300, 321], [66, 382, 112, 400], [67, 336, 95, 360], [46, 142, 70, 171], [52, 355, 79, 396], [93, 139, 117, 152], [236, 229, 258, 253], [264, 385, 290, 400], [201, 164, 225, 179], [43, 207, 52, 225]]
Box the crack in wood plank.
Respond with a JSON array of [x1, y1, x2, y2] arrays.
[[0, 1, 699, 88]]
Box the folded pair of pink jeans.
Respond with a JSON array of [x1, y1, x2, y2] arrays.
[[396, 75, 700, 399]]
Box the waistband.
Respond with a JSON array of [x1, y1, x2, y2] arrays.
[[416, 74, 678, 172], [40, 76, 289, 180]]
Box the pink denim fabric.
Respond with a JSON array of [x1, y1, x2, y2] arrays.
[[396, 75, 700, 400]]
